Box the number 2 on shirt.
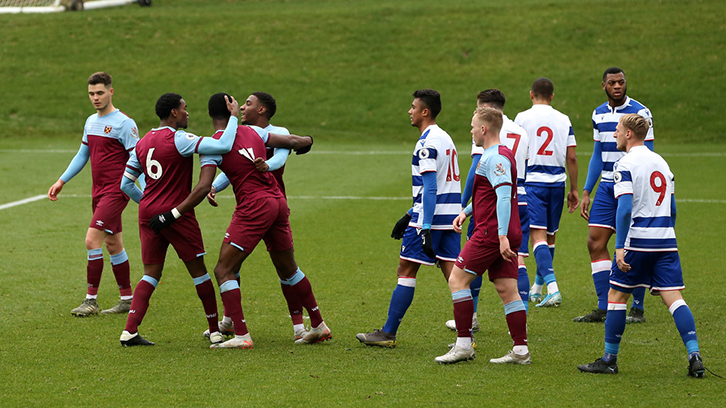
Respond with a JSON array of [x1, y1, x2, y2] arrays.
[[536, 126, 554, 156]]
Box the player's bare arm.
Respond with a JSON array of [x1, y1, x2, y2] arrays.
[[206, 185, 218, 207], [453, 211, 468, 234], [580, 190, 591, 220], [48, 179, 65, 201], [615, 248, 630, 272], [266, 133, 313, 154], [149, 166, 217, 233], [566, 145, 579, 212], [499, 235, 517, 262], [253, 157, 270, 172]]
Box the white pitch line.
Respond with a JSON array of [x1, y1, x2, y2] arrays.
[[0, 194, 46, 210], [3, 195, 726, 212], [2, 149, 725, 157]]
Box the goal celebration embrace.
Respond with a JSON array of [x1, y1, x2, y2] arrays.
[[41, 68, 713, 380]]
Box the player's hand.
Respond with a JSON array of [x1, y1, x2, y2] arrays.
[[206, 186, 218, 207], [48, 179, 65, 201], [225, 95, 240, 118], [452, 212, 467, 234], [420, 228, 435, 258], [254, 157, 270, 172], [499, 235, 517, 263], [579, 190, 591, 221], [149, 210, 179, 234], [294, 136, 314, 155], [567, 189, 580, 213], [391, 213, 412, 239], [615, 248, 630, 272]]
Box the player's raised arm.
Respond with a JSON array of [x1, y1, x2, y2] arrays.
[[197, 96, 240, 155]]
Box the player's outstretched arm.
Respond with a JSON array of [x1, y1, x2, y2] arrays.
[[266, 133, 313, 155], [149, 165, 217, 234]]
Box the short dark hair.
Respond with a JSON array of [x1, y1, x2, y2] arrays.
[[412, 89, 441, 119], [88, 72, 112, 87], [603, 67, 625, 82], [531, 77, 554, 99], [208, 92, 231, 120], [252, 91, 277, 119], [155, 93, 183, 120], [477, 89, 506, 110]]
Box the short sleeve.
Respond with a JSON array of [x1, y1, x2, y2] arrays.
[[612, 160, 633, 198], [119, 118, 140, 150], [174, 130, 203, 157]]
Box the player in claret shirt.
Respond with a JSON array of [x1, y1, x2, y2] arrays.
[[48, 72, 140, 317], [118, 92, 240, 347], [205, 91, 308, 342], [436, 107, 527, 365], [202, 92, 322, 349]]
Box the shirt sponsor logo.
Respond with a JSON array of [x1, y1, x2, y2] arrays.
[[104, 125, 113, 134]]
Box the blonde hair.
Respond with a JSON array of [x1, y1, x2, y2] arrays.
[[473, 106, 503, 133], [620, 113, 649, 140]]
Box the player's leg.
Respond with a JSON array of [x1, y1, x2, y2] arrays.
[[210, 242, 254, 349], [120, 263, 162, 347], [517, 202, 531, 310], [381, 259, 420, 335], [488, 252, 530, 365], [525, 186, 547, 302], [534, 186, 565, 307], [71, 227, 107, 317], [183, 256, 222, 344], [435, 265, 477, 364], [579, 251, 644, 373], [531, 229, 560, 307], [574, 226, 613, 322], [655, 252, 703, 377], [269, 248, 330, 344], [101, 232, 134, 314], [627, 286, 647, 323], [357, 224, 426, 347]]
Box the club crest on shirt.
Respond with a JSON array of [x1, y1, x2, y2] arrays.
[[131, 127, 139, 139], [494, 162, 507, 176], [613, 171, 622, 183], [104, 125, 112, 134]]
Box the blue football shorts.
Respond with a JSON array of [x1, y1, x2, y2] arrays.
[[525, 184, 564, 234], [588, 181, 617, 230], [610, 250, 685, 293], [400, 226, 460, 266]]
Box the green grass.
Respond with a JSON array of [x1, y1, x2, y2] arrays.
[[1, 137, 725, 407], [1, 0, 725, 407]]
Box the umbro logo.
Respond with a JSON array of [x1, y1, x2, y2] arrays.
[[96, 220, 104, 226]]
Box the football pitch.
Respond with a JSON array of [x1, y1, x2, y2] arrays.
[[1, 0, 725, 406]]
